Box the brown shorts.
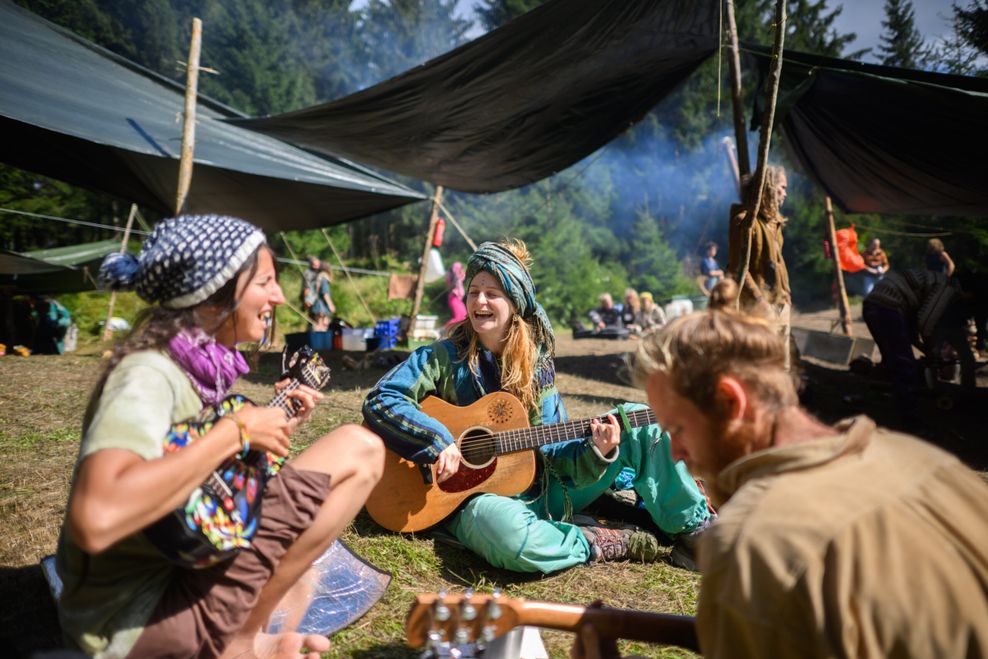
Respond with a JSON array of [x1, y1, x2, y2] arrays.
[[127, 464, 332, 659]]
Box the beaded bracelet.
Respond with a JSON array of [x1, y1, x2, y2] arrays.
[[228, 413, 250, 455]]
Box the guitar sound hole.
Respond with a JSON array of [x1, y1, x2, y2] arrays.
[[458, 428, 496, 468]]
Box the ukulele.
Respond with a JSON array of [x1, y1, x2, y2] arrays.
[[144, 346, 331, 568], [365, 393, 656, 533], [406, 590, 699, 657]]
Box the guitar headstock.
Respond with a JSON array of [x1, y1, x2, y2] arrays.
[[282, 346, 332, 391], [406, 589, 521, 656]]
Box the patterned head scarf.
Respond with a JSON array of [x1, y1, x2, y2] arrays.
[[98, 215, 266, 309], [465, 241, 555, 362]]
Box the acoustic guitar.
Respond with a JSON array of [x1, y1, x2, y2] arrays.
[[406, 590, 699, 657], [144, 346, 331, 568], [365, 392, 656, 533]]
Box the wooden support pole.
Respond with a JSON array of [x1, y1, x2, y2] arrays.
[[824, 196, 853, 336], [736, 0, 786, 308], [175, 17, 202, 216], [437, 201, 478, 251], [101, 203, 138, 341], [725, 0, 751, 179], [409, 186, 444, 325]]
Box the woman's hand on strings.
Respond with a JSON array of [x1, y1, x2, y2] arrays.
[[275, 380, 323, 429], [590, 414, 621, 456], [435, 443, 463, 483]]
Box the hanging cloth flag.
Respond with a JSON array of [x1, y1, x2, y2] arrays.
[[835, 225, 865, 272]]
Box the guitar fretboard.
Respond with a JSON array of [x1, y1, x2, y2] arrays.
[[494, 408, 656, 455]]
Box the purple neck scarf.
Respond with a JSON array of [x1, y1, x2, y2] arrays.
[[168, 328, 249, 405]]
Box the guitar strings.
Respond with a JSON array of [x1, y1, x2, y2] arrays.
[[456, 409, 655, 462]]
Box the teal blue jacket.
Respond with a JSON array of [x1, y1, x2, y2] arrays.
[[362, 339, 615, 495]]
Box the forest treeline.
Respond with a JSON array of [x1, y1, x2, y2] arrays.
[[3, 0, 987, 325]]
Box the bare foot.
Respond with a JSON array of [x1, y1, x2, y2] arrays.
[[221, 631, 330, 659]]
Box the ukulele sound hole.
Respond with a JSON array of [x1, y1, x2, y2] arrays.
[[458, 427, 496, 468]]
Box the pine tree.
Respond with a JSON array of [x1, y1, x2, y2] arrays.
[[475, 0, 544, 31], [877, 0, 925, 68]]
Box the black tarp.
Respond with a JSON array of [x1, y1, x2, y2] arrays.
[[0, 0, 425, 232], [748, 46, 988, 216], [232, 0, 719, 193]]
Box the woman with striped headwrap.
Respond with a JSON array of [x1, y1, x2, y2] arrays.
[[362, 240, 714, 573]]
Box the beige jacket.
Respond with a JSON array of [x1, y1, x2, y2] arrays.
[[697, 416, 988, 659]]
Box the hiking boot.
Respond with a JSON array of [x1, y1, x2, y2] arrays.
[[668, 516, 714, 572], [581, 525, 660, 563]]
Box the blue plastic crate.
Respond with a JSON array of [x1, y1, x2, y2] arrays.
[[375, 318, 400, 337], [285, 331, 333, 352]]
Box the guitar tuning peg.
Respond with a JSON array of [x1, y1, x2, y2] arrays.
[[481, 625, 497, 643], [487, 591, 502, 620], [434, 590, 451, 623], [454, 627, 470, 645], [461, 589, 477, 621]]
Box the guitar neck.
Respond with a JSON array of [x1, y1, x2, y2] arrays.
[[514, 601, 698, 652], [266, 381, 300, 419], [495, 407, 655, 455]]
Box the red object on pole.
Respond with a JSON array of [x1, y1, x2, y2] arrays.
[[432, 217, 446, 247], [822, 239, 832, 259]]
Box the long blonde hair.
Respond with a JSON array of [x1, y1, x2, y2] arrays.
[[450, 240, 541, 412]]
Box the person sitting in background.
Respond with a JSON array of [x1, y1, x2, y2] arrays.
[[861, 237, 889, 296], [588, 293, 623, 332], [699, 241, 724, 295], [637, 292, 667, 334], [573, 309, 988, 659], [32, 295, 72, 354], [925, 238, 955, 276], [619, 288, 642, 335]]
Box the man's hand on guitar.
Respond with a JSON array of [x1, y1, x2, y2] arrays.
[[435, 443, 463, 483], [232, 405, 293, 457], [570, 601, 626, 659], [590, 414, 621, 457]]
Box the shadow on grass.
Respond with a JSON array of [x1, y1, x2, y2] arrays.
[[0, 564, 63, 657]]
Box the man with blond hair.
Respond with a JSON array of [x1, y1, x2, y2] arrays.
[[573, 309, 988, 659]]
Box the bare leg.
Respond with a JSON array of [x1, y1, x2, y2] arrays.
[[220, 424, 384, 658]]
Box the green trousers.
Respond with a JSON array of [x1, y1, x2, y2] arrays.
[[446, 404, 710, 574]]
